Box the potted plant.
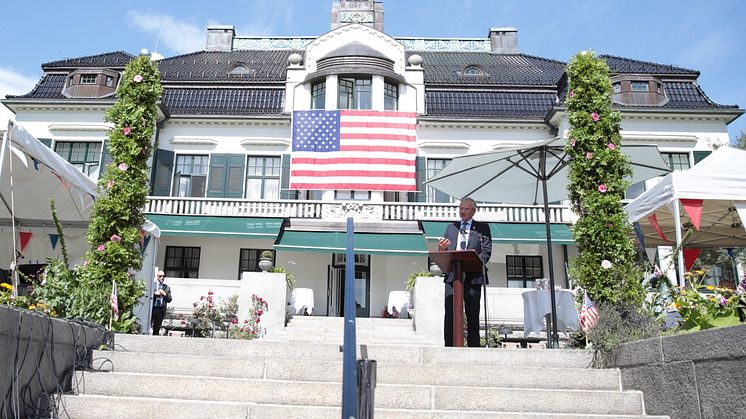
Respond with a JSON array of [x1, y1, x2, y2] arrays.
[[258, 250, 274, 272]]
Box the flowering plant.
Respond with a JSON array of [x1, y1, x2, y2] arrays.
[[1, 283, 58, 316], [672, 270, 745, 331], [227, 294, 268, 340], [191, 290, 222, 336]]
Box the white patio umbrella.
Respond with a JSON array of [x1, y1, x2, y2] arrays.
[[425, 137, 671, 347]]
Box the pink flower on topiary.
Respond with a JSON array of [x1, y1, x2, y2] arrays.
[[591, 112, 600, 122], [607, 142, 616, 150], [118, 163, 128, 171], [133, 75, 143, 83], [106, 179, 114, 189], [598, 184, 607, 193], [585, 152, 593, 159], [83, 259, 89, 266], [97, 244, 106, 252], [123, 126, 131, 136], [570, 138, 576, 147], [569, 91, 575, 98], [601, 259, 613, 269], [110, 234, 121, 242]]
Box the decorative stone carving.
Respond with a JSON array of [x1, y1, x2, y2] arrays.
[[322, 202, 383, 221]]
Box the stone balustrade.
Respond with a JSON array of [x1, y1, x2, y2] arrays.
[[145, 197, 575, 224]]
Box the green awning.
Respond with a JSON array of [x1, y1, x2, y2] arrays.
[[274, 231, 428, 256], [146, 215, 283, 239], [421, 221, 574, 245]]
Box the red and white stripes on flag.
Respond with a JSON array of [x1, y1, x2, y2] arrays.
[[579, 291, 599, 333], [110, 280, 119, 321], [290, 110, 417, 191]]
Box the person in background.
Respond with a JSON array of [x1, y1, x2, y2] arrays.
[[437, 197, 492, 347], [151, 271, 172, 335]]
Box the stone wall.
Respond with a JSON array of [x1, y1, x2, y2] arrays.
[[606, 324, 746, 419]]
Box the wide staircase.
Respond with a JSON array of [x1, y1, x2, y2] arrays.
[[62, 317, 667, 418]]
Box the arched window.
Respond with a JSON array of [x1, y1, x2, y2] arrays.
[[230, 65, 253, 75], [463, 66, 483, 76]]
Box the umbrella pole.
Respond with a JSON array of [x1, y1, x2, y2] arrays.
[[540, 153, 560, 349]]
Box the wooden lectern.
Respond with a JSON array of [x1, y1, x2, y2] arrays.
[[429, 250, 485, 347]]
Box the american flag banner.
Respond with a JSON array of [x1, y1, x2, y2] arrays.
[[110, 280, 119, 321], [290, 110, 417, 191], [579, 291, 599, 333]]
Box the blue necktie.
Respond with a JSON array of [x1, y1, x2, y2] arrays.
[[460, 222, 468, 249]]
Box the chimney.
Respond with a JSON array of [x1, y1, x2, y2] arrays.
[[331, 0, 384, 32], [206, 25, 235, 52], [488, 27, 518, 54]]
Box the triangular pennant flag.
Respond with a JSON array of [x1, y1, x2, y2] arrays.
[[680, 199, 703, 230], [49, 234, 59, 250], [141, 236, 151, 255], [683, 248, 702, 273], [633, 222, 646, 250], [645, 247, 657, 265], [648, 214, 668, 243], [19, 232, 32, 251], [30, 156, 42, 171], [8, 145, 28, 168]]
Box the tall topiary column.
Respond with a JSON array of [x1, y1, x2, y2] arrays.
[[565, 51, 644, 307], [69, 53, 162, 332]]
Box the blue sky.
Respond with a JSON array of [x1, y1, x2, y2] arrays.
[[2, 0, 744, 140]]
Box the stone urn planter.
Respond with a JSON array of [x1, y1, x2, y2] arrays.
[[258, 250, 274, 272]]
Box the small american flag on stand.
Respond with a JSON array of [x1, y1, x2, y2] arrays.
[[290, 110, 417, 191], [110, 280, 119, 321], [579, 291, 599, 333]]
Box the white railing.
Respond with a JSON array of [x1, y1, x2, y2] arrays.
[[145, 197, 576, 224]]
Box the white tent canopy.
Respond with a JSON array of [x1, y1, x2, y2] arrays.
[[625, 146, 746, 283], [1, 122, 97, 227], [1, 121, 160, 266]]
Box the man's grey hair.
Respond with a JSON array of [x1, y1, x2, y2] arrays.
[[461, 197, 477, 210]]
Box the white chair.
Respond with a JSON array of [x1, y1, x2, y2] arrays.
[[387, 290, 410, 318], [291, 288, 314, 315]]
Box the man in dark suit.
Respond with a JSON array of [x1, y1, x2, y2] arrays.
[[437, 197, 492, 347], [151, 271, 172, 335]]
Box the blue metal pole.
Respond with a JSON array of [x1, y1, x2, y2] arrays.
[[341, 217, 357, 418]]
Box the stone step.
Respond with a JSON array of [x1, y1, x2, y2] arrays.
[[287, 316, 415, 330], [273, 329, 438, 345], [94, 351, 621, 391], [62, 395, 669, 419], [76, 371, 647, 416], [112, 334, 594, 368]]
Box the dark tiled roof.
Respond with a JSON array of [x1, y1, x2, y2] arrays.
[[413, 52, 566, 86], [43, 51, 135, 69], [158, 50, 302, 83], [9, 74, 67, 99], [600, 54, 698, 75], [425, 90, 557, 119], [660, 82, 738, 109], [162, 88, 285, 115]]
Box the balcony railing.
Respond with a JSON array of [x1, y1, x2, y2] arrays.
[[145, 197, 576, 224]]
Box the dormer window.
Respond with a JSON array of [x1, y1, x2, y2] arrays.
[[611, 75, 668, 106], [463, 66, 484, 76], [230, 64, 255, 75], [80, 74, 97, 84], [631, 81, 649, 92], [64, 69, 120, 98]]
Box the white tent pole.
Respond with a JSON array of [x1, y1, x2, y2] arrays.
[[672, 199, 685, 286], [3, 124, 20, 298]]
